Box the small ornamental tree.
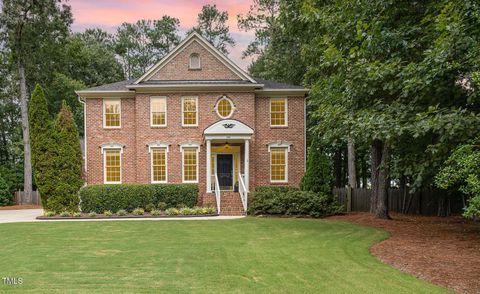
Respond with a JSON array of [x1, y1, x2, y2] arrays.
[[0, 175, 12, 206], [301, 136, 334, 196], [48, 101, 83, 212], [29, 84, 57, 209]]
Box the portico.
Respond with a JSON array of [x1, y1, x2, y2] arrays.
[[204, 120, 253, 210]]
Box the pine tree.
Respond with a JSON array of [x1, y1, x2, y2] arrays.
[[29, 84, 57, 209], [301, 136, 334, 196], [49, 101, 83, 211]]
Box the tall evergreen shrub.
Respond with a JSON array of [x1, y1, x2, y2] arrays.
[[48, 101, 83, 211], [29, 84, 57, 208], [300, 136, 334, 195]]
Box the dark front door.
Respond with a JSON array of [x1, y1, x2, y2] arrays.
[[217, 154, 233, 190]]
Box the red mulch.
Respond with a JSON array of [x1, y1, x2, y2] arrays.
[[328, 213, 480, 293], [0, 204, 42, 210]]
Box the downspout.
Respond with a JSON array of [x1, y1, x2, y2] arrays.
[[78, 94, 88, 186]]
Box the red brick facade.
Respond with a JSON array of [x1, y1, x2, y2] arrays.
[[80, 33, 307, 207], [85, 93, 305, 190]]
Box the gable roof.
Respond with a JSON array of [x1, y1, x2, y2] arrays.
[[134, 32, 257, 84]]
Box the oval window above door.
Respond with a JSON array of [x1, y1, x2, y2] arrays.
[[216, 96, 234, 119]]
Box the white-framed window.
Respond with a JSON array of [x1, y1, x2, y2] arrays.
[[215, 96, 234, 119], [103, 99, 121, 128], [270, 98, 288, 127], [182, 96, 198, 127], [101, 144, 123, 184], [151, 148, 167, 183], [270, 148, 288, 183], [181, 143, 200, 183], [150, 96, 167, 127], [268, 142, 291, 183], [189, 53, 201, 69]]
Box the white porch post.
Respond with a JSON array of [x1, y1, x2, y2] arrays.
[[244, 139, 250, 192], [206, 139, 212, 193]]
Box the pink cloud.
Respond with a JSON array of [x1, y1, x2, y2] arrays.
[[69, 0, 256, 69]]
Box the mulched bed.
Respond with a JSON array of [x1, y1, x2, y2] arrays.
[[0, 204, 42, 210], [328, 213, 480, 294], [37, 213, 218, 220]]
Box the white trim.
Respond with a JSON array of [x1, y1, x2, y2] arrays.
[[270, 98, 288, 127], [189, 53, 201, 69], [254, 89, 309, 97], [76, 90, 135, 99], [267, 141, 292, 152], [134, 32, 256, 84], [215, 96, 235, 119], [147, 141, 170, 152], [206, 140, 212, 193], [269, 147, 289, 183], [182, 96, 198, 127], [180, 144, 200, 183], [150, 147, 168, 184], [103, 98, 121, 129], [78, 96, 88, 183], [150, 96, 167, 127], [101, 143, 124, 153], [102, 147, 123, 184]]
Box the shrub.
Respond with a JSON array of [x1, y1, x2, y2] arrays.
[[116, 209, 127, 216], [157, 202, 167, 211], [79, 184, 198, 213], [151, 209, 161, 216], [104, 210, 113, 217], [300, 137, 334, 195], [192, 206, 204, 215], [248, 187, 340, 217], [72, 212, 81, 217], [59, 211, 71, 217], [48, 101, 83, 212], [151, 184, 198, 208], [44, 211, 56, 217], [204, 207, 217, 215], [0, 175, 12, 206], [165, 208, 179, 215], [145, 203, 155, 212], [29, 84, 57, 210], [88, 211, 97, 218], [133, 208, 144, 215], [179, 207, 195, 215]]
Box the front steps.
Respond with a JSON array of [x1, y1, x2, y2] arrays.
[[200, 192, 245, 216]]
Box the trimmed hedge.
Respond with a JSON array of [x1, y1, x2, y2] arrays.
[[79, 184, 198, 213], [248, 186, 340, 217]]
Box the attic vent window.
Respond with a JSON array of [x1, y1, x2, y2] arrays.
[[189, 53, 201, 70]]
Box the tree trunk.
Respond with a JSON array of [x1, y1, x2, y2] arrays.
[[347, 137, 357, 188], [370, 140, 381, 213], [375, 143, 390, 219], [361, 158, 367, 188], [334, 149, 343, 187], [18, 61, 32, 203]]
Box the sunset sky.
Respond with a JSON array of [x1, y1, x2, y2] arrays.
[[69, 0, 256, 69]]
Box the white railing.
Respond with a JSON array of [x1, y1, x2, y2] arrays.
[[214, 173, 221, 214], [238, 173, 248, 211]]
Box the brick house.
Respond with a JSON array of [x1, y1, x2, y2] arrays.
[[76, 33, 308, 215]]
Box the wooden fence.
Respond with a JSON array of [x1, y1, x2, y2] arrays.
[[333, 187, 464, 216], [14, 191, 41, 205]]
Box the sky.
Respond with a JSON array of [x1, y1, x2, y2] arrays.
[[69, 0, 256, 70]]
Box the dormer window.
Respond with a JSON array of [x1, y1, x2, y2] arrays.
[[189, 53, 201, 70]]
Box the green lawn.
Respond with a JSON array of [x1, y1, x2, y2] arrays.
[[0, 218, 447, 293]]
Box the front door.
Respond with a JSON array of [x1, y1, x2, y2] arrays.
[[217, 154, 233, 190]]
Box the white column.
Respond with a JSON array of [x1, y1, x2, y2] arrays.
[[244, 139, 250, 192], [206, 140, 212, 193]]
